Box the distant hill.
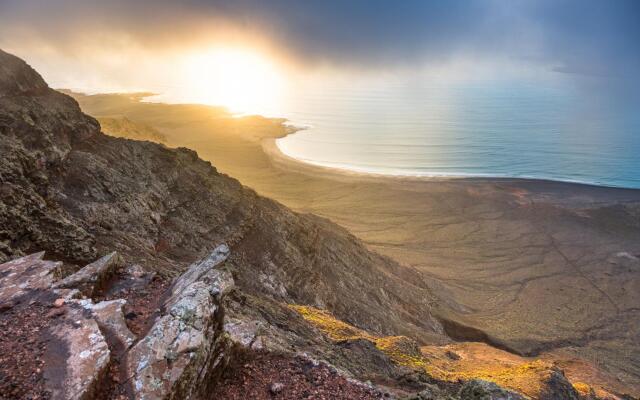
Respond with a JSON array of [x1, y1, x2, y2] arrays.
[[97, 116, 167, 143]]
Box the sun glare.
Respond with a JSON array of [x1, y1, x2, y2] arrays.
[[184, 47, 284, 115]]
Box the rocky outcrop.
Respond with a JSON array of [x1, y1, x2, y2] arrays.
[[402, 379, 532, 400], [0, 252, 60, 308], [54, 252, 121, 297], [0, 252, 112, 399], [0, 47, 443, 355], [0, 246, 235, 400], [539, 369, 580, 400], [458, 380, 525, 400], [0, 49, 48, 95], [125, 244, 233, 399], [90, 299, 136, 349], [44, 302, 111, 400], [0, 48, 105, 263]]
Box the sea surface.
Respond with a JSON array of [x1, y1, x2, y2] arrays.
[[273, 77, 640, 189]]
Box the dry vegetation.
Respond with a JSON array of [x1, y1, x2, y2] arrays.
[[289, 305, 617, 399]]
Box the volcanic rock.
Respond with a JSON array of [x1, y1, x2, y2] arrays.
[[43, 301, 110, 400], [54, 251, 122, 297], [124, 245, 233, 399], [0, 252, 60, 307], [458, 380, 524, 400]]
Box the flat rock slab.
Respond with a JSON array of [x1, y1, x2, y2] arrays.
[[87, 299, 136, 350], [54, 251, 121, 297], [0, 252, 61, 307], [43, 302, 110, 400]]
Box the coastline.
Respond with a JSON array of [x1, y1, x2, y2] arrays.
[[266, 135, 640, 195], [68, 91, 640, 396]]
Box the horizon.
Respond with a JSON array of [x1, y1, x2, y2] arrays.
[[1, 1, 638, 188], [1, 1, 639, 112], [1, 3, 640, 399]]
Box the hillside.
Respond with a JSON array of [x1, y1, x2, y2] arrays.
[[97, 116, 167, 143], [0, 49, 631, 399]]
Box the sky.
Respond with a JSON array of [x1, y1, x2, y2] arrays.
[[0, 0, 638, 108]]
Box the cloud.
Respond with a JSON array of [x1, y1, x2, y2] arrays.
[[1, 0, 638, 91]]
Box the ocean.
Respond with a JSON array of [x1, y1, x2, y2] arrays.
[[273, 76, 640, 189]]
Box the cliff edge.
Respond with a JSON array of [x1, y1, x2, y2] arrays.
[[0, 50, 618, 399]]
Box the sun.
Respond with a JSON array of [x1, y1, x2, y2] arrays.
[[184, 47, 285, 115]]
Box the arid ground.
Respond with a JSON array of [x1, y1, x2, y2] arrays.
[[68, 92, 640, 396]]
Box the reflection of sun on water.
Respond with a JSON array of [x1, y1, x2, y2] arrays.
[[184, 47, 285, 115]]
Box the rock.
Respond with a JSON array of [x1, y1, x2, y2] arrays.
[[0, 48, 49, 95], [402, 383, 449, 400], [459, 380, 525, 400], [1, 50, 449, 395], [539, 368, 580, 400], [445, 350, 461, 360], [165, 244, 230, 300], [125, 264, 151, 279], [53, 288, 82, 301], [54, 252, 121, 297], [47, 307, 66, 319], [0, 252, 61, 306], [0, 50, 99, 264], [270, 382, 284, 394], [43, 302, 110, 400], [53, 298, 65, 308], [224, 318, 266, 350], [101, 263, 157, 300], [337, 338, 398, 378], [124, 245, 234, 399], [89, 299, 136, 349]]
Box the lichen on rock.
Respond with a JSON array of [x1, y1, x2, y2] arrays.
[[125, 244, 234, 399], [0, 252, 60, 307], [44, 302, 111, 400]]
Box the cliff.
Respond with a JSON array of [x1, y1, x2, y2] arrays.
[[0, 49, 613, 399]]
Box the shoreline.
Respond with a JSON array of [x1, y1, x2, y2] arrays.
[[68, 91, 640, 396], [65, 87, 638, 191], [266, 136, 640, 193]]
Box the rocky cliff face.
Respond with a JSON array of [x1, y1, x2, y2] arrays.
[[0, 49, 445, 395], [0, 50, 608, 399], [0, 245, 235, 399], [0, 48, 442, 342]]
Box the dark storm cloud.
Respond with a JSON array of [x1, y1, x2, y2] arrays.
[[1, 0, 639, 76], [526, 0, 640, 77], [201, 0, 505, 64]]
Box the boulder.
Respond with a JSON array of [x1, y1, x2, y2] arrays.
[[89, 299, 136, 350], [224, 318, 267, 350], [125, 244, 234, 399], [539, 368, 580, 400], [459, 380, 524, 400], [402, 383, 454, 400], [54, 252, 121, 297]]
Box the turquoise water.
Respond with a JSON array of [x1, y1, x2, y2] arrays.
[[275, 78, 640, 188]]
